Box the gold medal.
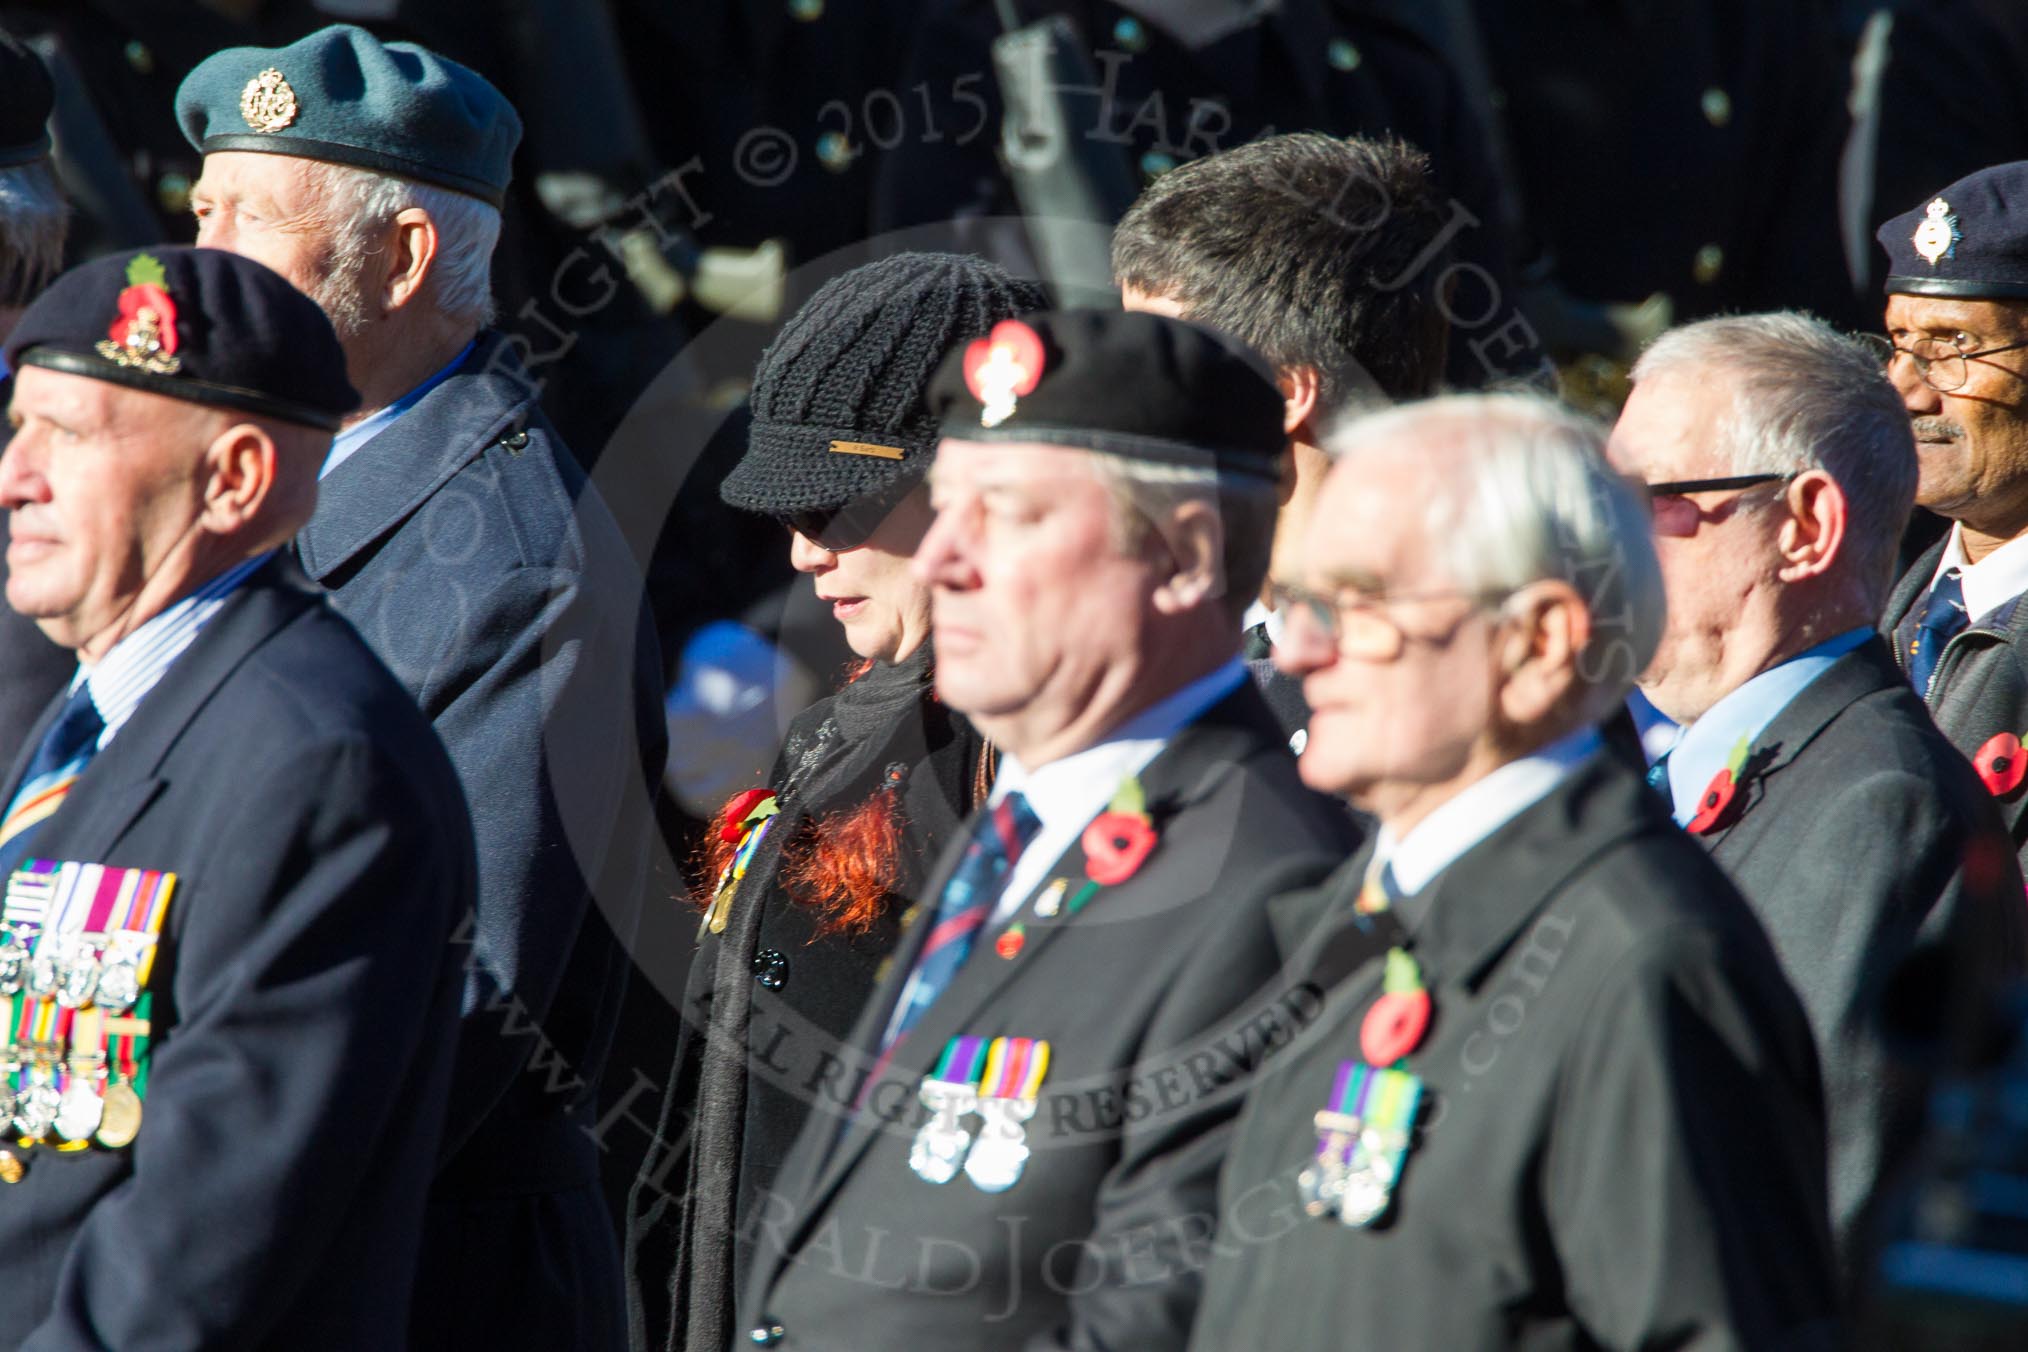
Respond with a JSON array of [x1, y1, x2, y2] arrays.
[[95, 1082, 141, 1149]]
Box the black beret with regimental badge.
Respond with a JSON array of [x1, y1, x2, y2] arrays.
[[4, 247, 360, 430], [175, 23, 521, 207], [1879, 161, 2028, 301], [0, 29, 54, 169], [928, 309, 1286, 480]]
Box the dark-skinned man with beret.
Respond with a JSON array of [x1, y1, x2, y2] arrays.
[[1879, 162, 2028, 871], [0, 245, 473, 1348], [0, 31, 74, 768], [176, 25, 666, 1351], [737, 309, 1360, 1349]]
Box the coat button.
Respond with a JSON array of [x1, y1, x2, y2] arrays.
[[501, 429, 530, 451], [753, 949, 790, 989], [749, 1318, 786, 1345]]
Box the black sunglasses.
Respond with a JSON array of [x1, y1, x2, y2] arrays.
[[1642, 473, 1790, 497], [775, 483, 915, 552]]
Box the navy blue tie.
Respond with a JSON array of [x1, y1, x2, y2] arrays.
[[1907, 568, 1968, 698], [0, 683, 104, 879]]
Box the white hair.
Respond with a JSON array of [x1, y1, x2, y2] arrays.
[[1082, 449, 1281, 620], [1327, 392, 1666, 718], [1632, 312, 1917, 605], [0, 159, 67, 308], [308, 161, 501, 334]]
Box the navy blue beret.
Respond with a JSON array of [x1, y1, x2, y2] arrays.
[[4, 247, 360, 431], [1879, 161, 2028, 301], [0, 30, 53, 169], [928, 309, 1285, 480], [175, 24, 521, 207]]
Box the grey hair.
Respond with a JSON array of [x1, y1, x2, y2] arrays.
[[1327, 392, 1666, 720], [1632, 312, 1917, 606], [0, 159, 67, 309], [309, 161, 501, 332], [1083, 450, 1281, 622]]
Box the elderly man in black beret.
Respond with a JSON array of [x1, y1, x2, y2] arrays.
[[735, 309, 1360, 1349], [0, 31, 74, 771], [177, 26, 665, 1350], [1878, 162, 2028, 873], [0, 245, 474, 1348]]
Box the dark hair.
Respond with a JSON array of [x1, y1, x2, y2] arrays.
[[1111, 132, 1454, 419]]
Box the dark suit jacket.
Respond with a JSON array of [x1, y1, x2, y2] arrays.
[[1191, 752, 1842, 1351], [0, 560, 472, 1350], [738, 682, 1361, 1349], [1885, 539, 2028, 870], [295, 333, 666, 1351], [1693, 638, 2027, 1287]]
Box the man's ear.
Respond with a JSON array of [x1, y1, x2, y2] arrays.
[[1149, 500, 1228, 614], [198, 422, 281, 536], [1775, 469, 1846, 584], [1278, 364, 1322, 440], [1496, 581, 1591, 726], [382, 206, 441, 314]]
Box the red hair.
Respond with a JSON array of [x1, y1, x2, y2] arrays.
[[693, 659, 913, 936]]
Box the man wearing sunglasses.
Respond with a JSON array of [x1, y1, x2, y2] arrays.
[[1610, 311, 2025, 1293], [1875, 163, 2028, 874]]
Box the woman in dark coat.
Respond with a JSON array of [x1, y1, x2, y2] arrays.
[[625, 253, 1043, 1352]]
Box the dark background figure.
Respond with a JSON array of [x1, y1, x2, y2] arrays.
[[876, 0, 1533, 387], [0, 29, 77, 769]]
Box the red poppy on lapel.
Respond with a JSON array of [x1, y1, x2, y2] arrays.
[[719, 788, 778, 843], [1975, 732, 2028, 798]]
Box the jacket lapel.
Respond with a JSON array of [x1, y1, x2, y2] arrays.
[[294, 334, 536, 581], [1407, 754, 1662, 993], [1883, 537, 1946, 642]]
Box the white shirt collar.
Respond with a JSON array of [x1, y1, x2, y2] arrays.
[[71, 553, 271, 749], [985, 658, 1248, 925], [1934, 522, 2028, 625], [1376, 726, 1602, 898]]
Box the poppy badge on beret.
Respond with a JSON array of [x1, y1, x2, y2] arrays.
[[93, 253, 181, 375], [963, 320, 1045, 428]]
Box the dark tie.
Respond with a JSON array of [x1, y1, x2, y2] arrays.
[[0, 683, 104, 878], [1645, 750, 1673, 800], [881, 792, 1042, 1052], [1907, 567, 1968, 697]]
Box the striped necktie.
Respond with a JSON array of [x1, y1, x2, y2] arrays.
[[1906, 567, 1968, 698], [0, 683, 105, 879], [881, 792, 1042, 1053]]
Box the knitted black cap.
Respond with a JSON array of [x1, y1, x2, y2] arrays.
[[0, 30, 54, 168], [721, 252, 1047, 515]]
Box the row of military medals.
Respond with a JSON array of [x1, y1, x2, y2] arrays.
[[1297, 867, 1431, 1227], [0, 861, 174, 1174], [911, 1035, 1050, 1193]]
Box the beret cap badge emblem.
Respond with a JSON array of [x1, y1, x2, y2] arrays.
[[94, 253, 182, 375], [239, 67, 300, 134], [1914, 197, 1962, 267], [962, 320, 1046, 429]]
